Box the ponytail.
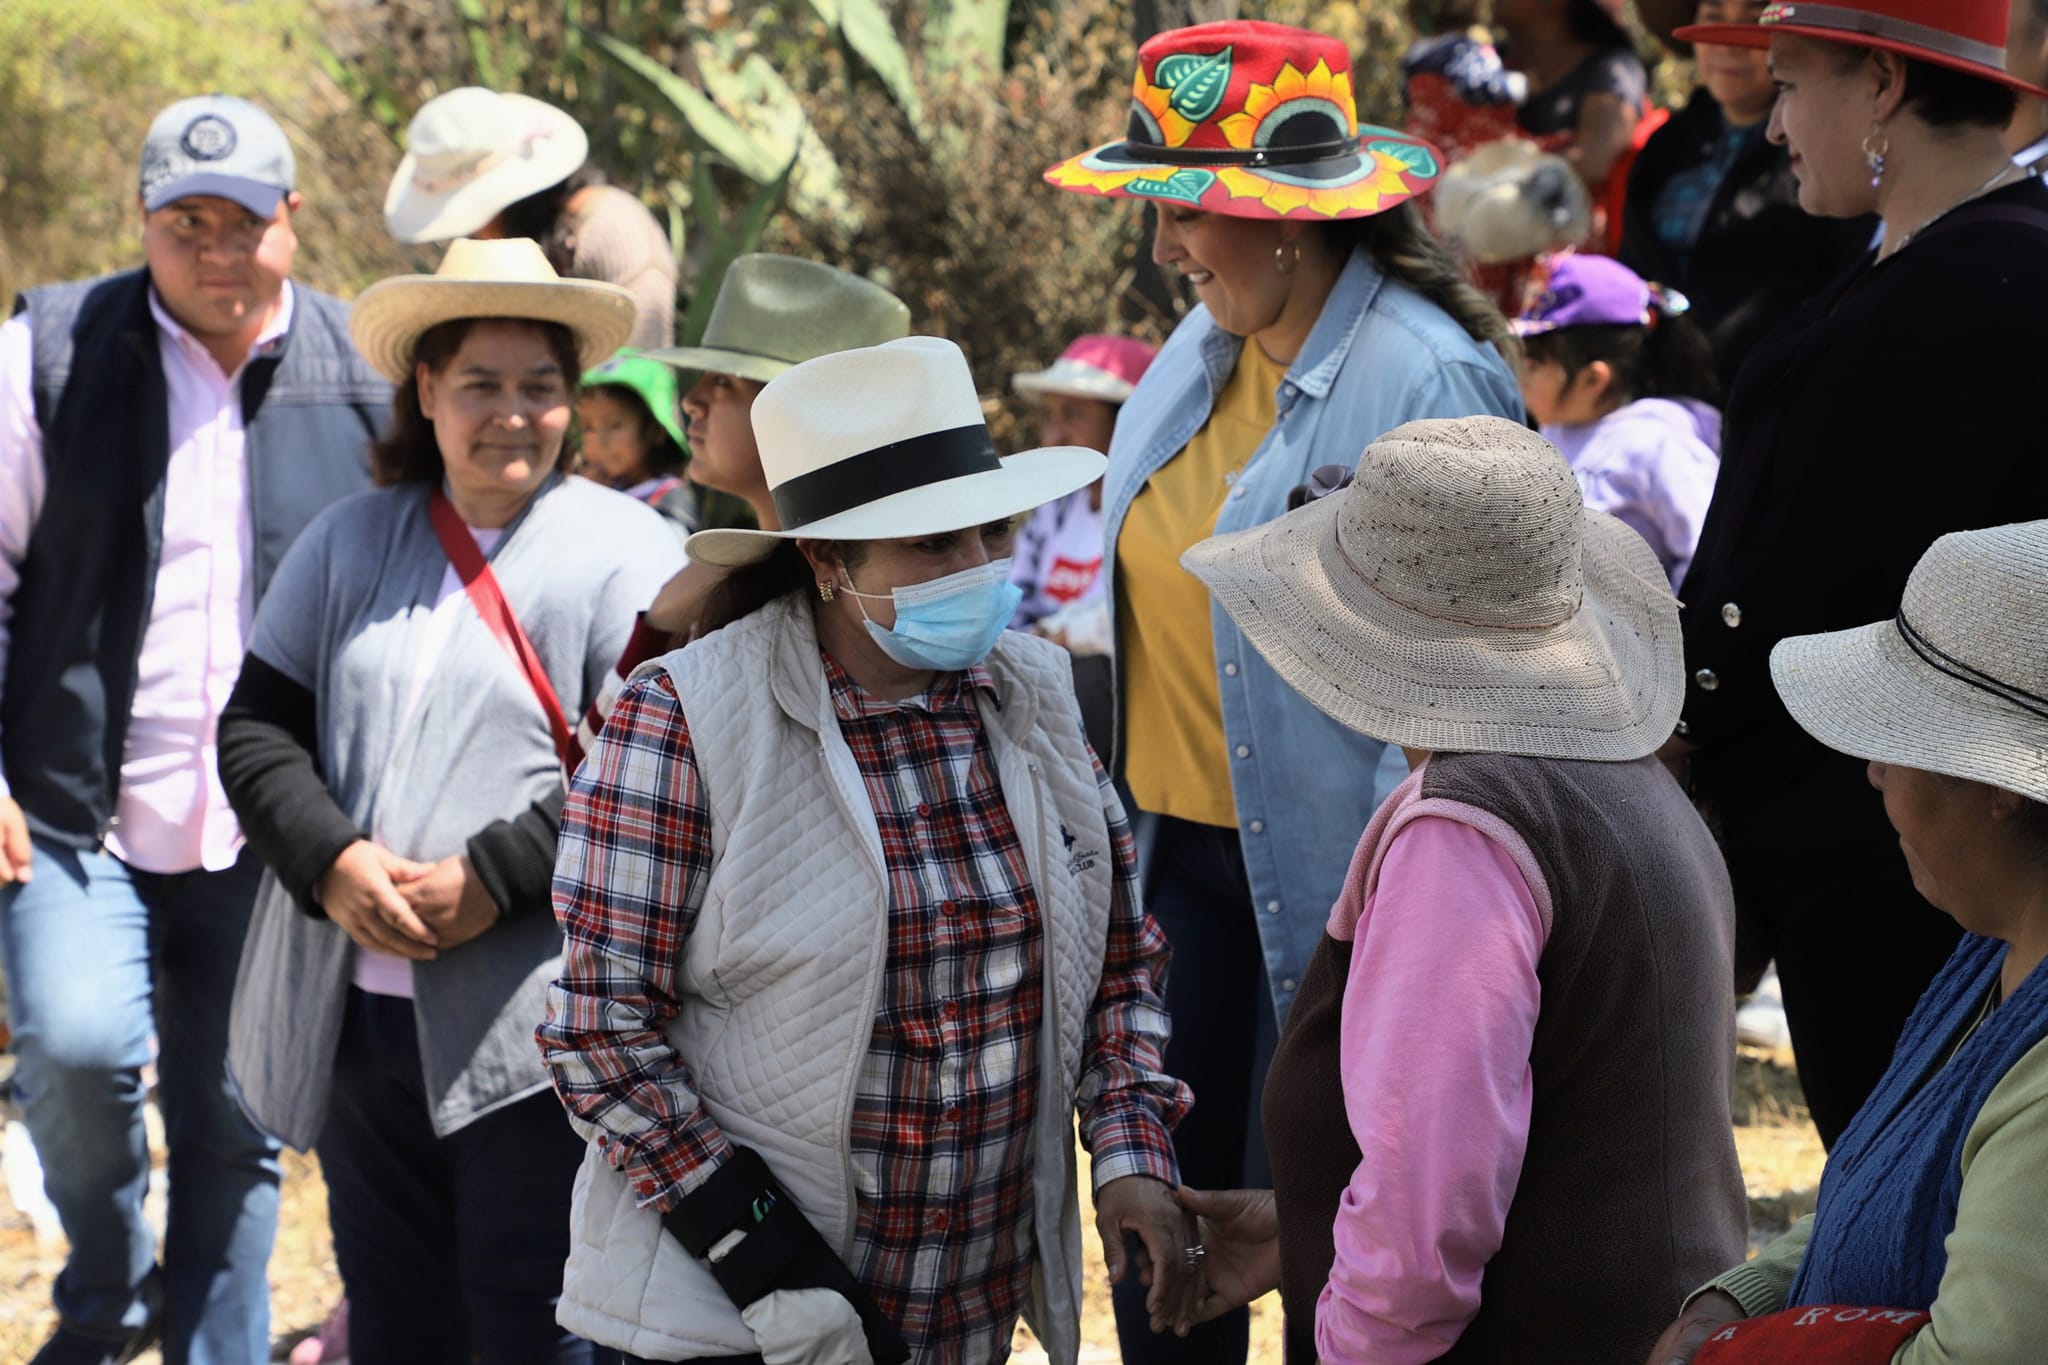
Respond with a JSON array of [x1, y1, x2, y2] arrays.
[[1324, 204, 1521, 371], [1519, 289, 1721, 410]]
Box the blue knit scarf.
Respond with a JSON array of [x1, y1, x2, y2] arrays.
[[1790, 933, 2048, 1309]]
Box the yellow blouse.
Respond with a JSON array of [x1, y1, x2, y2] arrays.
[[1117, 342, 1285, 827]]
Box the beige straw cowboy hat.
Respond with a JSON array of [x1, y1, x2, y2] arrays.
[[384, 87, 589, 244], [349, 237, 637, 385], [1771, 522, 2048, 802], [1182, 416, 1683, 762], [685, 336, 1105, 567]]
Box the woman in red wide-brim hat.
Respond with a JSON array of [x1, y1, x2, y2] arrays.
[[1649, 0, 2048, 1349]]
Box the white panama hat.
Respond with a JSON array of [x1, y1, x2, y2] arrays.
[[685, 337, 1107, 567], [1771, 521, 2048, 803], [349, 237, 637, 385], [384, 87, 588, 245], [1183, 416, 1684, 762]]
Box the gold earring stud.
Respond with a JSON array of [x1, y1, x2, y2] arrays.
[[817, 580, 836, 602]]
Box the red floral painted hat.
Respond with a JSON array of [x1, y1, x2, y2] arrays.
[[1044, 21, 1444, 221], [1677, 0, 2048, 99]]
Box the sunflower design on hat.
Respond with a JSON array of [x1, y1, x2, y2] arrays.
[[1045, 20, 1443, 222]]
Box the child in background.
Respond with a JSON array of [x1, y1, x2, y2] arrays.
[[1402, 0, 1526, 167], [1513, 252, 1721, 591], [1005, 333, 1156, 648], [577, 349, 700, 540]]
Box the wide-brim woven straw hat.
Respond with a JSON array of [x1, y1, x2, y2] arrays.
[[384, 87, 589, 244], [642, 254, 911, 383], [1183, 417, 1683, 761], [1771, 521, 2048, 802], [349, 237, 637, 385]]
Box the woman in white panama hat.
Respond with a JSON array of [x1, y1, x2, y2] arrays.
[[385, 87, 677, 348], [1166, 416, 1746, 1364], [214, 236, 683, 1362], [1650, 521, 2048, 1365], [540, 336, 1198, 1364]]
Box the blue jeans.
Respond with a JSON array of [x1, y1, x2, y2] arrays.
[[1113, 815, 1279, 1365], [0, 838, 281, 1365], [318, 989, 611, 1365]]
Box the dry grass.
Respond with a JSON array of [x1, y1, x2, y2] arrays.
[[1, 1048, 1819, 1363]]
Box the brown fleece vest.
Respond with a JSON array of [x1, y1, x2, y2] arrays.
[[1264, 752, 1747, 1364]]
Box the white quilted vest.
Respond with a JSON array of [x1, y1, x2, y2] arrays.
[[558, 595, 1116, 1363]]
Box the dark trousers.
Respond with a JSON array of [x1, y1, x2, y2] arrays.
[[317, 989, 610, 1365], [1711, 750, 1963, 1149], [1113, 816, 1278, 1365]]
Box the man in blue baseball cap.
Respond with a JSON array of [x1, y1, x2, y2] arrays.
[[0, 95, 389, 1364]]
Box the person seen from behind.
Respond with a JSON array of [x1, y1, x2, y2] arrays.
[[1172, 416, 1746, 1364], [1649, 521, 2048, 1365], [1513, 251, 1721, 591], [1401, 0, 1528, 167], [1666, 0, 2048, 1150]]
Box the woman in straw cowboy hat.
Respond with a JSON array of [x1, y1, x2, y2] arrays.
[[214, 236, 682, 1361], [386, 87, 676, 347], [1651, 521, 2048, 1365], [1664, 0, 2048, 1150], [1167, 416, 1745, 1364], [1045, 27, 1523, 1358], [540, 335, 1198, 1365]]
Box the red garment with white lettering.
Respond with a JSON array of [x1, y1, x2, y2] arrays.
[[1695, 1305, 1931, 1364], [1008, 489, 1104, 629]]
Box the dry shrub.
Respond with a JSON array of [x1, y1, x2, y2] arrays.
[[0, 0, 411, 310]]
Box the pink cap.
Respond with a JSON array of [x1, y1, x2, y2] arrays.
[[1012, 333, 1157, 403]]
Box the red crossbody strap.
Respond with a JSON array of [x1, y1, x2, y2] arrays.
[[428, 489, 580, 776]]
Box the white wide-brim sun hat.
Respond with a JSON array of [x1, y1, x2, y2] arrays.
[[1182, 417, 1683, 762], [686, 336, 1106, 567], [349, 237, 637, 385], [1771, 521, 2048, 803], [384, 87, 589, 245]]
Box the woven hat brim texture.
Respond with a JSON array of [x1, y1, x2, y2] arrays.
[[686, 447, 1106, 567], [1043, 130, 1441, 222], [1771, 623, 2048, 803], [349, 277, 638, 384], [1183, 498, 1684, 761], [383, 96, 588, 244], [640, 344, 791, 384], [1674, 23, 2048, 100]]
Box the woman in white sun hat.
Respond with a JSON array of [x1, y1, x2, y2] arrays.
[[1169, 416, 1745, 1364], [385, 86, 676, 347], [1649, 520, 2048, 1365], [215, 236, 682, 1362], [539, 335, 1198, 1364]]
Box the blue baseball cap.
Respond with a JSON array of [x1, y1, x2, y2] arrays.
[[139, 95, 296, 217]]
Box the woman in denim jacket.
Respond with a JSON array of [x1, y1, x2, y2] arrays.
[[1045, 19, 1523, 1363]]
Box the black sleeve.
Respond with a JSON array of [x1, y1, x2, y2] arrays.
[[466, 788, 566, 922], [217, 654, 367, 916]]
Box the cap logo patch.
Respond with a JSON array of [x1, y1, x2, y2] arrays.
[[181, 115, 238, 162]]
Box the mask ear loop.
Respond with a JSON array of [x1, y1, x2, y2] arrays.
[[833, 559, 890, 629]]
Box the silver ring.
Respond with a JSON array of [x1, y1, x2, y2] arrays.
[[1183, 1243, 1206, 1271]]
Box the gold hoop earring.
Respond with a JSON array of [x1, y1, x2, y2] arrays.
[[817, 579, 836, 603], [1274, 241, 1300, 276]]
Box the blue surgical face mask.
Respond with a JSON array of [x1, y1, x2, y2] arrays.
[[838, 558, 1023, 672]]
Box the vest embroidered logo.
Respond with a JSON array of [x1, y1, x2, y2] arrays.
[[1060, 823, 1102, 876]]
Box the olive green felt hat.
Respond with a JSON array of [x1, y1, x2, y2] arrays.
[[643, 254, 911, 382]]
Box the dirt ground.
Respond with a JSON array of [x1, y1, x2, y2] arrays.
[[0, 1047, 1821, 1364]]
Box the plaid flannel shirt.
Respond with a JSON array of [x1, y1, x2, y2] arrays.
[[540, 653, 1187, 1362]]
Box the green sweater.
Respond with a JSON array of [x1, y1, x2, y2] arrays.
[[1700, 1034, 2048, 1363]]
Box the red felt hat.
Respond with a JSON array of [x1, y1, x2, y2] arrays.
[[1044, 20, 1443, 221], [1676, 0, 2048, 99]]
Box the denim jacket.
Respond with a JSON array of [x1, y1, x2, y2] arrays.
[[1104, 247, 1523, 1023]]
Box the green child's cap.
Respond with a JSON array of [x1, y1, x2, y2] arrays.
[[580, 348, 687, 451]]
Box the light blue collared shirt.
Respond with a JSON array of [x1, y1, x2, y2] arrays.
[[1103, 246, 1524, 1023]]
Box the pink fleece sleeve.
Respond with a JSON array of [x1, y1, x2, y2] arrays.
[[1316, 814, 1548, 1365]]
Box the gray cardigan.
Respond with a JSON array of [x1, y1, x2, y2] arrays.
[[227, 474, 682, 1145]]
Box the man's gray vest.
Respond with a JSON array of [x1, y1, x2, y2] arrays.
[[6, 268, 388, 847]]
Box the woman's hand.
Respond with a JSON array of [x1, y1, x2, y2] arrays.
[[1643, 1290, 1746, 1365], [397, 854, 499, 951], [1096, 1174, 1203, 1336], [317, 840, 438, 959], [1176, 1186, 1282, 1326], [0, 797, 33, 884]]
